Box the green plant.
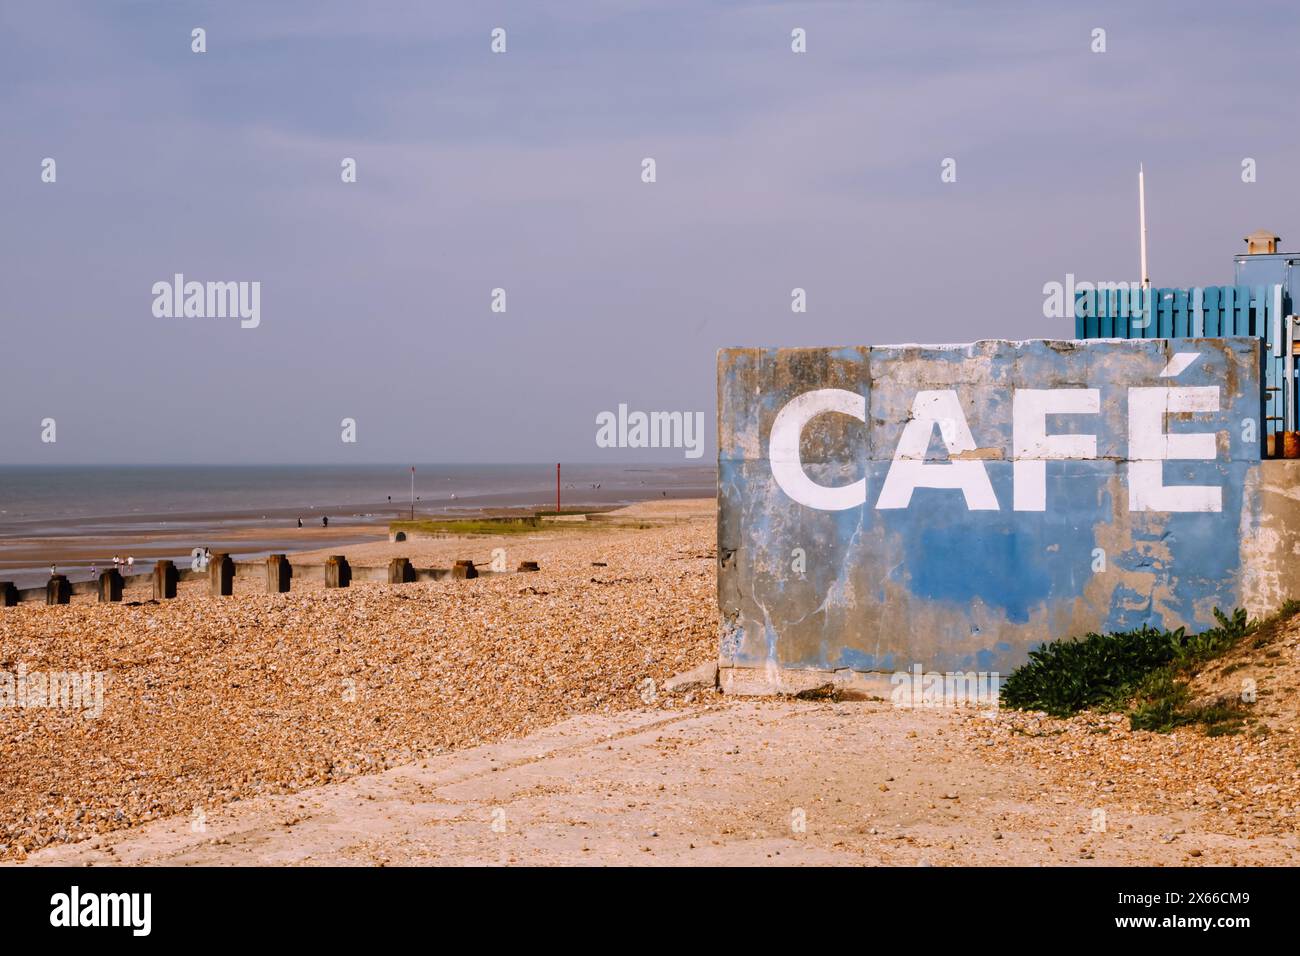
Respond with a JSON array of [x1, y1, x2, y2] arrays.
[[1000, 602, 1299, 733], [1127, 671, 1189, 731], [1174, 608, 1248, 664], [999, 624, 1180, 717]]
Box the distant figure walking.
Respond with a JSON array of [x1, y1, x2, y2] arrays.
[[322, 516, 329, 528], [297, 517, 303, 528], [49, 563, 56, 576], [89, 563, 97, 580], [126, 556, 135, 572]]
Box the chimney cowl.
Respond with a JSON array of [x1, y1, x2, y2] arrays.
[[1245, 229, 1280, 255]]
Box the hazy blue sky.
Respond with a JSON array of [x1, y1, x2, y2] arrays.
[[3, 1, 1298, 464]]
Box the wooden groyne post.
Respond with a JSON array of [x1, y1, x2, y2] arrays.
[[153, 560, 178, 600], [325, 555, 351, 588], [98, 569, 124, 603], [46, 575, 71, 605], [209, 553, 235, 597], [388, 557, 415, 584], [266, 554, 292, 593]]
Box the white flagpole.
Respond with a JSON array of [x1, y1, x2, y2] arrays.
[[1139, 163, 1150, 290]]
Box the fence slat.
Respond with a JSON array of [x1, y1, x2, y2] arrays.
[[1235, 285, 1251, 335]]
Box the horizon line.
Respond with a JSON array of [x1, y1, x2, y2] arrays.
[[0, 461, 719, 468]]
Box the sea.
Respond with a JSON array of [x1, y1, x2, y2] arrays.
[[0, 463, 716, 587]]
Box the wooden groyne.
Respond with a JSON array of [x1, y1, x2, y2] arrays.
[[0, 554, 540, 606]]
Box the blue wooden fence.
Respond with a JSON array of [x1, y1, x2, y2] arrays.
[[1075, 284, 1292, 447]]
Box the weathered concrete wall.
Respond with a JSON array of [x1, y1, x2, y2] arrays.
[[718, 337, 1273, 695], [1243, 459, 1300, 614]]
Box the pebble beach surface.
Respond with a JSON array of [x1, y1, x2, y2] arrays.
[[0, 501, 716, 861], [4, 497, 1296, 865], [957, 613, 1300, 849]]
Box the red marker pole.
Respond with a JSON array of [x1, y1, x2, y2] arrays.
[[556, 463, 561, 515]]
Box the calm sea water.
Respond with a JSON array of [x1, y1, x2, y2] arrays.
[[0, 463, 716, 537]]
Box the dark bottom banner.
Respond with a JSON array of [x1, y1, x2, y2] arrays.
[[0, 865, 1283, 941]]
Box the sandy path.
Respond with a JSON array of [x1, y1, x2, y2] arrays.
[[18, 698, 1295, 867]]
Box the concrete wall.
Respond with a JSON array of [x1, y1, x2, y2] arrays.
[[717, 337, 1282, 695], [1243, 459, 1300, 613]]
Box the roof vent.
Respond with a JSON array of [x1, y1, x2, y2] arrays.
[[1245, 229, 1280, 255]]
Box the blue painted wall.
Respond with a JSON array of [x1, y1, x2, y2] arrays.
[[717, 338, 1264, 679]]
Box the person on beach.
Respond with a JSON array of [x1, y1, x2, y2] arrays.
[[49, 563, 56, 576], [297, 517, 303, 528], [126, 556, 134, 573], [322, 516, 329, 528], [89, 563, 96, 580]]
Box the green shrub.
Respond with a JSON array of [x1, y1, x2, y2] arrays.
[[1001, 604, 1294, 731], [999, 624, 1180, 717]]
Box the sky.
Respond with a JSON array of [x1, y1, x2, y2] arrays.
[[2, 0, 1298, 464]]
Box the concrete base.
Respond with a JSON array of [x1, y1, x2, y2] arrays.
[[719, 663, 1007, 704], [719, 664, 892, 700], [663, 660, 719, 694]]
